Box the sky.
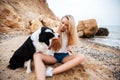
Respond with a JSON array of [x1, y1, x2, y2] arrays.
[[47, 0, 120, 26]]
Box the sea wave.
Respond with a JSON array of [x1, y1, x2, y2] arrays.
[[88, 37, 120, 50]]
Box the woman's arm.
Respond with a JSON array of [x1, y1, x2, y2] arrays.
[[67, 46, 76, 55]]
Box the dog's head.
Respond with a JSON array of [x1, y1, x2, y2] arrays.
[[39, 26, 60, 46]]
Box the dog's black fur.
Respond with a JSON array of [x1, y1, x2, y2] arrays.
[[8, 37, 35, 69], [7, 26, 57, 70]]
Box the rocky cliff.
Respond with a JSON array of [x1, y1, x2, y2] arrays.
[[0, 0, 59, 33]]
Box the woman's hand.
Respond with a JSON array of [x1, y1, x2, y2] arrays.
[[67, 46, 72, 52], [67, 46, 75, 55]]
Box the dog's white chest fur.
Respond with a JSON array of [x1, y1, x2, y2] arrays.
[[33, 41, 51, 55], [31, 28, 53, 55], [33, 42, 47, 52]]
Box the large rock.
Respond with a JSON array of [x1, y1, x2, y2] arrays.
[[29, 18, 43, 33], [0, 0, 58, 33], [77, 19, 98, 38], [95, 27, 109, 36], [77, 21, 84, 37]]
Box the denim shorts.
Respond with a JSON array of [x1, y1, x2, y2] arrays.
[[54, 52, 69, 63]]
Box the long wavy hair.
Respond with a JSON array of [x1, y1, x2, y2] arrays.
[[50, 15, 79, 52]]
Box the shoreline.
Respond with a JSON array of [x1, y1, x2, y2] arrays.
[[0, 35, 120, 80], [87, 36, 120, 50], [88, 39, 120, 51]]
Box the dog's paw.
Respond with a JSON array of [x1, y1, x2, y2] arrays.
[[26, 70, 32, 73]]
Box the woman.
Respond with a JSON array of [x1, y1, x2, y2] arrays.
[[33, 15, 84, 80]]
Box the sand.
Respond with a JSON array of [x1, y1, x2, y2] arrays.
[[0, 34, 120, 80]]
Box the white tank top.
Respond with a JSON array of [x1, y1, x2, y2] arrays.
[[48, 32, 69, 56], [58, 32, 68, 53]]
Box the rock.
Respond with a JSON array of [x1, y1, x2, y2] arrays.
[[28, 15, 60, 33], [95, 27, 109, 36], [0, 0, 58, 33], [29, 18, 43, 33], [77, 21, 84, 37], [0, 0, 24, 32], [39, 15, 60, 28], [77, 19, 98, 38]]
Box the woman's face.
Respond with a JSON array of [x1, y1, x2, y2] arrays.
[[60, 17, 69, 32]]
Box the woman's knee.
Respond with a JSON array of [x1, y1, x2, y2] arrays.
[[33, 52, 43, 59], [76, 54, 85, 62]]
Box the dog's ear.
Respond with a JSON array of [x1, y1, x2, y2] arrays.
[[39, 27, 45, 42], [39, 33, 50, 46], [39, 34, 45, 42]]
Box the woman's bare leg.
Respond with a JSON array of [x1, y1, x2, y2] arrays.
[[33, 53, 46, 80], [52, 54, 84, 75], [33, 53, 57, 80]]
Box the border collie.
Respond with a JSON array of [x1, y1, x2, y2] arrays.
[[7, 26, 59, 73]]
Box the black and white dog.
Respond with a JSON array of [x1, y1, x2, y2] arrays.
[[8, 26, 59, 73]]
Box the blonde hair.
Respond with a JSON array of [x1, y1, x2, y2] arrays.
[[50, 15, 78, 52], [60, 15, 78, 46]]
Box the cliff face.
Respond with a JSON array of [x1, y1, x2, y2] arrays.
[[0, 0, 58, 33]]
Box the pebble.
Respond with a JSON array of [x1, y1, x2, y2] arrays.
[[73, 39, 120, 80]]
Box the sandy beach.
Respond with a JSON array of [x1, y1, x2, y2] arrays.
[[0, 34, 120, 80]]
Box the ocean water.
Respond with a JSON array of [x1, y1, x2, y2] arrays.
[[88, 25, 120, 49]]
